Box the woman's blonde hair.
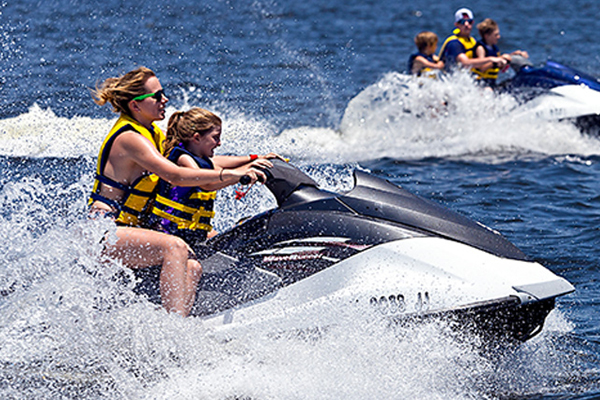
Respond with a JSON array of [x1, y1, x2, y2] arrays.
[[91, 67, 156, 116], [164, 108, 222, 156]]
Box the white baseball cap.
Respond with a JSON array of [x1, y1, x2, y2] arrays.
[[454, 8, 474, 23]]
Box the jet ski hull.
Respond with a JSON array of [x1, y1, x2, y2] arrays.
[[396, 295, 555, 344], [193, 237, 572, 343], [133, 160, 574, 344], [506, 57, 600, 129]]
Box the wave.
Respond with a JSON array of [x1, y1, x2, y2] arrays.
[[0, 115, 586, 400], [0, 104, 111, 158], [0, 193, 579, 399], [0, 101, 322, 162], [3, 75, 600, 163], [279, 72, 600, 162]]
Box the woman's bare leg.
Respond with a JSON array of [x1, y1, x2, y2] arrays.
[[103, 226, 203, 317]]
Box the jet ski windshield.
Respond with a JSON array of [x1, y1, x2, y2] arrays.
[[339, 171, 528, 261], [262, 160, 320, 207], [260, 161, 528, 261]]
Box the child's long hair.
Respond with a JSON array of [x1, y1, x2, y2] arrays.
[[164, 108, 222, 156], [91, 67, 155, 116]]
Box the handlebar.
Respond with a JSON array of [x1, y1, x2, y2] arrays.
[[239, 175, 265, 185]]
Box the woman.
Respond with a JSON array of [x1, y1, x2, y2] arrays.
[[89, 67, 270, 317]]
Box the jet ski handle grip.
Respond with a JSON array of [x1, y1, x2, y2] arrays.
[[240, 175, 265, 185]]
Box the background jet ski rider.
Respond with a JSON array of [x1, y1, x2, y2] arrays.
[[473, 18, 529, 87], [150, 107, 283, 255], [408, 31, 444, 77], [438, 8, 507, 73], [89, 67, 270, 317]]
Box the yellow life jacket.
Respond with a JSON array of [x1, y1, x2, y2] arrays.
[[472, 65, 500, 80], [439, 34, 478, 63], [472, 42, 501, 81], [89, 114, 165, 227]]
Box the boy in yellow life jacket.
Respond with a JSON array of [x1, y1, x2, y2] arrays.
[[473, 18, 529, 87], [439, 8, 507, 72]]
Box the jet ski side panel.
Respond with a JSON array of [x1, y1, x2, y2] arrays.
[[202, 237, 572, 342], [209, 207, 422, 285]]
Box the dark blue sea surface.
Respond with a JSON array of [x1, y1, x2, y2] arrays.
[[1, 0, 600, 398]]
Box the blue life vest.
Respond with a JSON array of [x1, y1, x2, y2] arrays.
[[408, 52, 436, 76], [151, 145, 217, 245]]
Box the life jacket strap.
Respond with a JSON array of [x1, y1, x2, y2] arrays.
[[154, 194, 215, 218], [94, 174, 156, 197], [190, 191, 217, 201], [152, 207, 213, 231]]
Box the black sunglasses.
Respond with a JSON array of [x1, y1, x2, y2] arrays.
[[458, 18, 474, 25], [132, 89, 167, 102]]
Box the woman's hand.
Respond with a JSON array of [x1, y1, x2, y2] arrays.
[[248, 157, 274, 170], [258, 152, 287, 161], [228, 163, 268, 185], [243, 167, 267, 185]]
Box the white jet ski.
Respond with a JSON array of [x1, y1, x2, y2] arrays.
[[504, 56, 600, 131], [134, 160, 574, 343]]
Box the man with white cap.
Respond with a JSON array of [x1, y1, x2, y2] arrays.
[[439, 7, 507, 71]]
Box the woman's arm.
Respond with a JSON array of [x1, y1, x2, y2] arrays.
[[212, 152, 284, 169], [457, 53, 506, 69], [175, 153, 266, 191], [117, 131, 266, 187], [473, 46, 495, 72]]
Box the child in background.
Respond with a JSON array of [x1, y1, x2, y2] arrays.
[[473, 18, 529, 87], [408, 31, 444, 77]]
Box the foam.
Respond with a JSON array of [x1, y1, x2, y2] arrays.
[[2, 77, 599, 162]]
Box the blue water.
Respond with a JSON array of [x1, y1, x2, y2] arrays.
[[1, 0, 600, 398]]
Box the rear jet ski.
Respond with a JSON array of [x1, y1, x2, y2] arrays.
[[134, 160, 574, 343], [503, 55, 600, 131]]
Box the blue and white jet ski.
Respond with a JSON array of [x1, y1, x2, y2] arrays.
[[134, 160, 574, 343], [503, 55, 600, 130]]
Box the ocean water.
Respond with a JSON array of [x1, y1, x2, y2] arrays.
[[1, 0, 600, 398]]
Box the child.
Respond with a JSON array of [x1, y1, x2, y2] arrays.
[[473, 18, 529, 86], [408, 31, 444, 76], [151, 107, 279, 254]]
